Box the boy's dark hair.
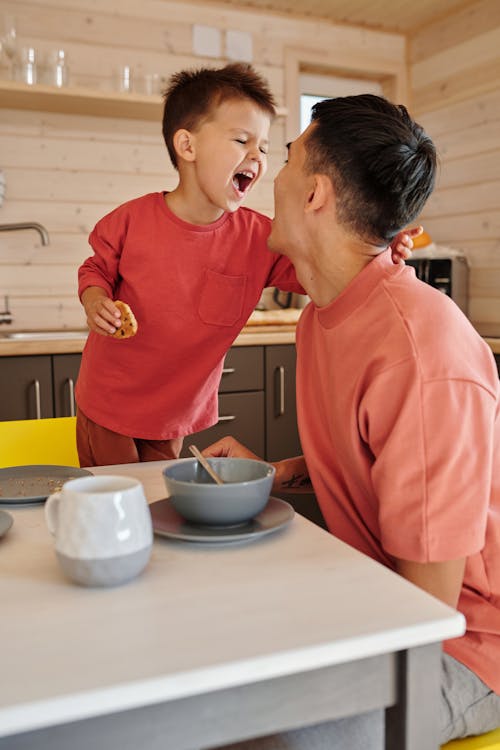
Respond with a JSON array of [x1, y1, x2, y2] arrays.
[[162, 63, 277, 169], [306, 94, 437, 244]]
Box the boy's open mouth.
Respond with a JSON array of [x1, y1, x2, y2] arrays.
[[232, 171, 255, 194]]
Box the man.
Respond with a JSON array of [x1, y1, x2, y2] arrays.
[[206, 95, 500, 748]]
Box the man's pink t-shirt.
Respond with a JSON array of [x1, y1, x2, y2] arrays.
[[76, 192, 299, 439], [296, 250, 500, 692]]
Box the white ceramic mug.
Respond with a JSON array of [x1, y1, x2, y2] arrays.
[[45, 475, 153, 587]]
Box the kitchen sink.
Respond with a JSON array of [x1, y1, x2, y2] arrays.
[[0, 330, 88, 340]]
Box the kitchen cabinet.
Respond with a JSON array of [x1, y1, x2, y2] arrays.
[[264, 345, 326, 529], [494, 355, 500, 378], [52, 354, 81, 417], [0, 345, 301, 454], [0, 355, 53, 420], [181, 344, 303, 462], [180, 346, 266, 458], [0, 344, 302, 449], [0, 353, 81, 420], [265, 344, 302, 461]]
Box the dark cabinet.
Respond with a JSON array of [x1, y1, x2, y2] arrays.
[[494, 354, 500, 378], [264, 345, 326, 530], [0, 345, 302, 459], [52, 354, 81, 417], [181, 342, 302, 463], [0, 353, 81, 420], [265, 344, 301, 461], [0, 355, 53, 420], [181, 346, 265, 457], [218, 346, 264, 393]]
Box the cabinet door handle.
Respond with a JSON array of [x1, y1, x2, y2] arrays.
[[222, 367, 235, 375], [217, 415, 236, 423], [33, 379, 41, 419], [66, 378, 75, 417], [275, 365, 285, 417]]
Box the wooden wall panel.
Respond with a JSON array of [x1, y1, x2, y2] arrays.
[[0, 0, 405, 332], [410, 0, 500, 330], [410, 0, 500, 63]]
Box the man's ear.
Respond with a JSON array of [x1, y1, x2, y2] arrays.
[[305, 174, 332, 213], [172, 129, 196, 164]]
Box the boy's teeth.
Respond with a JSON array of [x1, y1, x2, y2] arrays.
[[233, 171, 254, 192]]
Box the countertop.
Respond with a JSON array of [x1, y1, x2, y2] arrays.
[[1, 311, 499, 356], [0, 309, 301, 356], [0, 326, 297, 356]]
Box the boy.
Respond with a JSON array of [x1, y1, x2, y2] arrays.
[[76, 64, 415, 467], [205, 95, 500, 748]]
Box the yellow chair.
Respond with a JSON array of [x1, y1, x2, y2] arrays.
[[0, 417, 79, 468], [442, 728, 500, 750]]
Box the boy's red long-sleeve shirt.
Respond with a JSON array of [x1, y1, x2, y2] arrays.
[[76, 192, 299, 439]]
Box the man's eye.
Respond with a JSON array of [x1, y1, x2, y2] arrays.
[[235, 139, 246, 145], [259, 147, 268, 155]]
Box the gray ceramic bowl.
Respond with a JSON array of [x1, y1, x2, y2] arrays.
[[162, 457, 275, 526]]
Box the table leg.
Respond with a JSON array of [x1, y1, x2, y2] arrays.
[[385, 642, 442, 750]]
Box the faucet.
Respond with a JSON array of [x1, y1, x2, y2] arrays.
[[0, 295, 12, 325], [0, 222, 50, 245], [0, 223, 50, 325]]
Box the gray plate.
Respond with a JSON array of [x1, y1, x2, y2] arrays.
[[0, 465, 92, 505], [150, 496, 294, 543], [0, 509, 13, 537]]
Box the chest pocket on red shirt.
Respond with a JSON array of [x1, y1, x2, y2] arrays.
[[198, 268, 247, 327]]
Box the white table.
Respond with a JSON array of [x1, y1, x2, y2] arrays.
[[0, 461, 465, 750]]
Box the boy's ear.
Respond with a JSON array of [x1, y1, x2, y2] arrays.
[[173, 129, 196, 164], [305, 174, 332, 213]]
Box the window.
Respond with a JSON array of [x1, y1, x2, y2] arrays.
[[299, 73, 383, 133]]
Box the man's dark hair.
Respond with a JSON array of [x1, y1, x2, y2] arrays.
[[306, 94, 437, 244], [162, 63, 276, 169]]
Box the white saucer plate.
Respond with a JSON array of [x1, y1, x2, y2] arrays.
[[150, 496, 294, 543]]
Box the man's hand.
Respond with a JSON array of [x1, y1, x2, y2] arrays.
[[202, 436, 261, 460], [81, 286, 122, 336], [389, 225, 423, 264], [202, 439, 313, 494]]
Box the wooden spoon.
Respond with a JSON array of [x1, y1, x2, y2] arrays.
[[188, 445, 224, 485]]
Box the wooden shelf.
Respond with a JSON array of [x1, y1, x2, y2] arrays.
[[0, 79, 164, 120], [0, 79, 287, 121]]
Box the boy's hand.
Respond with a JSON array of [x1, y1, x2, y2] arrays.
[[81, 286, 122, 336], [202, 436, 261, 461], [389, 225, 423, 264]]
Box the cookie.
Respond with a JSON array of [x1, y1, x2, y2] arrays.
[[112, 300, 138, 339]]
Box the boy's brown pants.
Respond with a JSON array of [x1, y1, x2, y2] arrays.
[[76, 408, 183, 468]]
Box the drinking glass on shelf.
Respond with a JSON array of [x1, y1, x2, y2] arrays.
[[47, 48, 69, 87], [0, 14, 17, 79], [16, 46, 37, 85], [135, 72, 161, 96], [0, 39, 11, 80], [1, 14, 17, 62], [114, 64, 133, 93]]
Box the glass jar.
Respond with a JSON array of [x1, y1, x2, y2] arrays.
[[16, 46, 37, 85], [48, 49, 69, 87]]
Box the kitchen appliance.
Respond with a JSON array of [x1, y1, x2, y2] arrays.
[[405, 253, 469, 316], [256, 288, 310, 310]]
